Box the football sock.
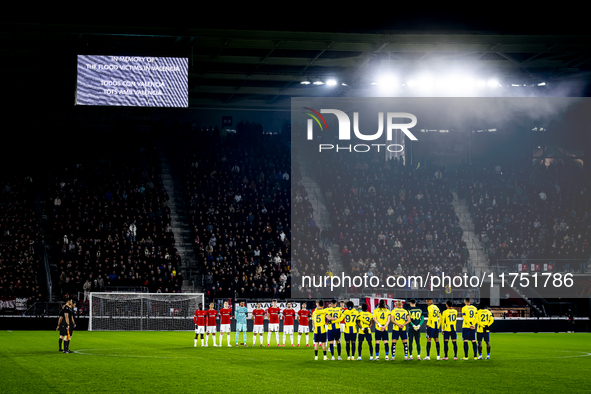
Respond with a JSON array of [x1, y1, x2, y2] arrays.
[[358, 343, 363, 356], [368, 341, 373, 356], [290, 334, 294, 345], [201, 339, 204, 346], [404, 343, 408, 357], [329, 344, 334, 356], [315, 349, 318, 356], [464, 342, 469, 357], [227, 334, 231, 346], [427, 342, 431, 356], [444, 341, 449, 357], [408, 340, 413, 355], [59, 338, 63, 351], [376, 344, 379, 356], [323, 349, 327, 356], [416, 340, 421, 355], [351, 342, 356, 357], [478, 343, 483, 356], [472, 342, 478, 357], [275, 332, 279, 344], [453, 342, 458, 357], [487, 343, 491, 356], [436, 342, 440, 356], [346, 342, 350, 357], [64, 341, 69, 351], [267, 332, 271, 345], [306, 335, 309, 345], [391, 343, 396, 356], [337, 342, 341, 356], [283, 334, 287, 345], [253, 335, 257, 345]]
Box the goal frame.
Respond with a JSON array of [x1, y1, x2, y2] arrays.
[[89, 292, 205, 331]]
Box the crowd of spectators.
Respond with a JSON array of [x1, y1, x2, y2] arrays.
[[292, 148, 468, 295], [171, 124, 292, 300], [45, 135, 184, 301], [465, 161, 591, 272], [0, 176, 44, 306]]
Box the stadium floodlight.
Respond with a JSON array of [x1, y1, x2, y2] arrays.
[[407, 79, 418, 87], [418, 76, 434, 88], [313, 81, 324, 85], [538, 82, 546, 86], [487, 79, 499, 88], [301, 81, 310, 85], [476, 79, 486, 88], [377, 75, 399, 89], [511, 84, 520, 87], [326, 79, 337, 86], [89, 292, 205, 331]]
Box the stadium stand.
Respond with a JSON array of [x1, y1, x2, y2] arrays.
[[44, 135, 184, 303], [167, 123, 293, 301]]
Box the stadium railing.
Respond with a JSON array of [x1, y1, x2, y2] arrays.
[[495, 259, 590, 274]]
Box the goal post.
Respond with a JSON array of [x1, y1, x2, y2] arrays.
[[89, 292, 205, 331]]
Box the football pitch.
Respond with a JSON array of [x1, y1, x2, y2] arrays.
[[1, 331, 590, 393]]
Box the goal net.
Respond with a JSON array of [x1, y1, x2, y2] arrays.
[[89, 293, 205, 331]]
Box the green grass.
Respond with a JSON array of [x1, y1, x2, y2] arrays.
[[1, 331, 590, 393]]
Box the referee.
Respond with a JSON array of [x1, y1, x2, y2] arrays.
[[57, 299, 75, 353]]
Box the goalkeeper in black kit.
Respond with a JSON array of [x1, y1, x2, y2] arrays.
[[407, 299, 424, 360]]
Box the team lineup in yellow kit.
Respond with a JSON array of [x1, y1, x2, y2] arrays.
[[310, 298, 493, 361]]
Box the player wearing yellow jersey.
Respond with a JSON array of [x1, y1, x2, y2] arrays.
[[476, 304, 494, 360], [373, 299, 390, 360], [312, 300, 328, 360], [425, 298, 441, 360], [325, 299, 344, 360], [440, 300, 458, 360], [357, 303, 374, 361], [461, 297, 478, 360], [390, 300, 410, 361], [341, 301, 360, 360], [340, 300, 346, 334]]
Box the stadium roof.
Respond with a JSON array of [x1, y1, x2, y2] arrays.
[[2, 21, 590, 109]]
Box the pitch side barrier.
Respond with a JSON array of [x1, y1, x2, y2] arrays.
[[0, 316, 588, 332]]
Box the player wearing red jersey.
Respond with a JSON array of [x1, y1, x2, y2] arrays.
[[282, 302, 296, 347], [219, 301, 233, 347], [266, 299, 281, 347], [194, 303, 207, 347], [297, 302, 311, 347], [205, 303, 219, 347], [252, 302, 266, 346]]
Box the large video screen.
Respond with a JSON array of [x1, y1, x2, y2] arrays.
[[76, 55, 188, 107]]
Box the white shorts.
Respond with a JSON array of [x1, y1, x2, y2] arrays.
[[284, 325, 294, 334], [206, 326, 217, 334], [195, 326, 205, 334], [269, 323, 279, 332], [253, 325, 264, 334], [220, 324, 231, 333], [298, 325, 309, 334]]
